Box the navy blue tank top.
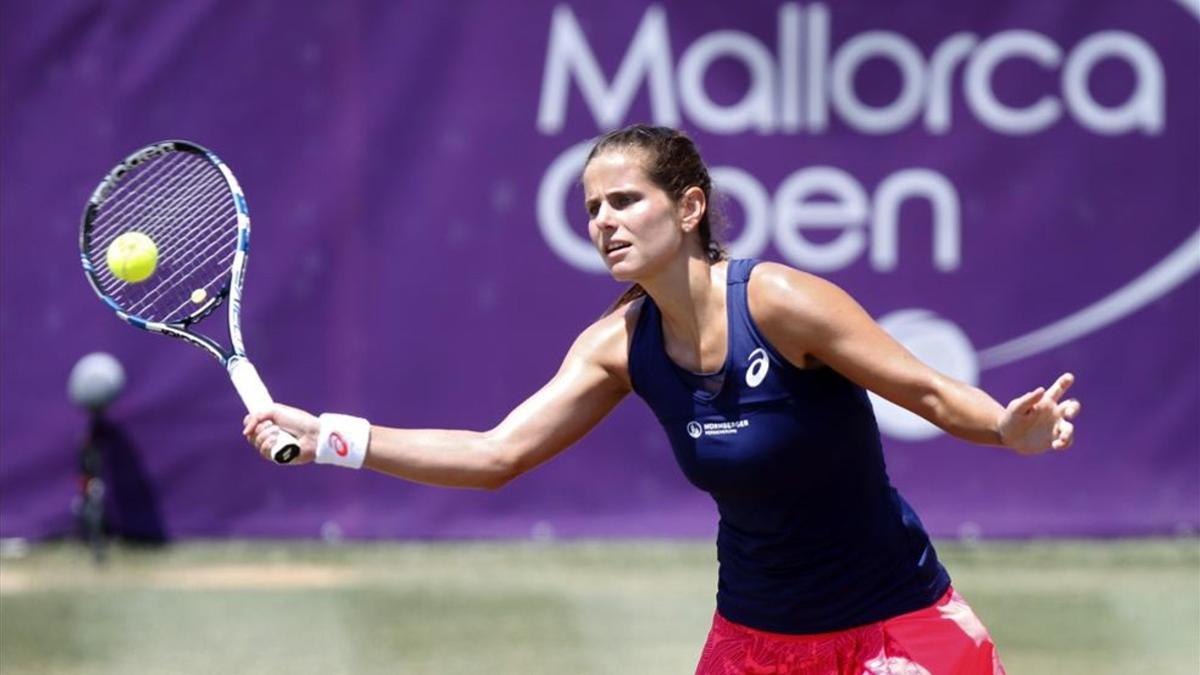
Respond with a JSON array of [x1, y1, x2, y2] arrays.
[[629, 259, 950, 634]]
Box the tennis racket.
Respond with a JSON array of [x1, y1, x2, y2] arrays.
[[79, 140, 300, 464]]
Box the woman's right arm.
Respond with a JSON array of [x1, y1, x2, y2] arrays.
[[243, 303, 637, 490]]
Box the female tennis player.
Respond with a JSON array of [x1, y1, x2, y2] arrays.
[[245, 125, 1079, 674]]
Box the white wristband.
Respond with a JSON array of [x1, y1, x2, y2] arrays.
[[316, 413, 370, 469]]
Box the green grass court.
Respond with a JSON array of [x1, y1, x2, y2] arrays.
[[1, 538, 1196, 674]]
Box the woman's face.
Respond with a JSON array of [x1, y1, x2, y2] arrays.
[[582, 150, 685, 282]]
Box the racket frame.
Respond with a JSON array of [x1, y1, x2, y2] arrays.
[[80, 140, 299, 464]]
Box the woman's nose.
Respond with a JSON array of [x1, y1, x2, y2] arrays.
[[594, 205, 618, 230]]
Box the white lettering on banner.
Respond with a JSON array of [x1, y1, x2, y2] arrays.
[[964, 31, 1063, 135], [537, 141, 602, 271], [830, 32, 926, 134], [1063, 32, 1165, 134], [872, 170, 959, 272], [678, 30, 776, 133], [805, 5, 830, 132], [536, 3, 1165, 136], [773, 167, 868, 271], [710, 166, 772, 259], [538, 6, 678, 134], [778, 4, 801, 131], [537, 142, 961, 273], [924, 34, 977, 134]]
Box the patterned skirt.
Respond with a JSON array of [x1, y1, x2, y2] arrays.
[[695, 586, 1006, 674]]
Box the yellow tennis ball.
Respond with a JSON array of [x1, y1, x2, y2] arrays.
[[106, 232, 158, 283]]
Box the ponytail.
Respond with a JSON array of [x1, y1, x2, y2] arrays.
[[602, 283, 647, 317]]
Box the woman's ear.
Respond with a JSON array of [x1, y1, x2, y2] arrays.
[[679, 186, 707, 232]]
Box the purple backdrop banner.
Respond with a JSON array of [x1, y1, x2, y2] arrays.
[[2, 1, 1197, 540]]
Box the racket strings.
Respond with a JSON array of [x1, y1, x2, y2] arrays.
[[86, 151, 239, 324], [108, 175, 230, 279], [118, 198, 237, 318], [92, 170, 229, 285], [114, 222, 237, 324], [91, 155, 220, 253], [92, 155, 221, 252], [124, 218, 236, 317], [93, 152, 195, 233], [91, 158, 232, 291]]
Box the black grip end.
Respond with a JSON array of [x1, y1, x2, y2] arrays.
[[273, 444, 300, 465]]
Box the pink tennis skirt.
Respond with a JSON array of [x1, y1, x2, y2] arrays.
[[696, 586, 1006, 674]]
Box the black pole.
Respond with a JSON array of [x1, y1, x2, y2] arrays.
[[77, 411, 107, 565]]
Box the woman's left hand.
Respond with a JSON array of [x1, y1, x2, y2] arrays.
[[998, 373, 1082, 455]]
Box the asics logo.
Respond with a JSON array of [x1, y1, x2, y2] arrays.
[[330, 432, 349, 457], [745, 348, 769, 387]]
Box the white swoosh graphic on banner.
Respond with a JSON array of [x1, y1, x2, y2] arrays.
[[979, 227, 1200, 369], [1175, 0, 1200, 20]]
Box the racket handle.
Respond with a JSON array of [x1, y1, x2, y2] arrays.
[[228, 358, 300, 464], [268, 430, 301, 465]]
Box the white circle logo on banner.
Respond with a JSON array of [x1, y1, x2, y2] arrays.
[[868, 310, 979, 441]]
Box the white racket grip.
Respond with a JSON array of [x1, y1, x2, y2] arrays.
[[228, 358, 301, 464]]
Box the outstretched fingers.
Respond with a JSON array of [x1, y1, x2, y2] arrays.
[[1012, 387, 1046, 414], [1052, 419, 1075, 450], [1059, 398, 1082, 420], [1050, 397, 1081, 451], [1045, 372, 1075, 403]]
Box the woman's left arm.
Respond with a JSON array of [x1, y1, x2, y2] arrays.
[[749, 263, 1081, 455]]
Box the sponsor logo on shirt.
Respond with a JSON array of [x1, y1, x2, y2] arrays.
[[686, 419, 751, 438], [745, 348, 769, 387]]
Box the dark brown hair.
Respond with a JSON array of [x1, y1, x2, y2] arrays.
[[588, 125, 726, 314]]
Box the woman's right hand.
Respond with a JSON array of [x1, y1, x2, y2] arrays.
[[997, 373, 1081, 455], [243, 404, 320, 465]]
